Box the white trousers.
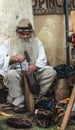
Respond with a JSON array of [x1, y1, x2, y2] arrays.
[[6, 68, 57, 107]]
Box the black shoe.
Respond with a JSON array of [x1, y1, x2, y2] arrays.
[[14, 107, 28, 113]]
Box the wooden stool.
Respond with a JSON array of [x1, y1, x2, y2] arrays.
[[23, 71, 35, 113]]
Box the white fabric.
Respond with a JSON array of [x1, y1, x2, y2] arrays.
[[0, 40, 10, 77], [36, 39, 53, 69], [0, 37, 56, 107], [0, 38, 52, 77]]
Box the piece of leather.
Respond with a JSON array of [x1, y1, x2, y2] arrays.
[[35, 109, 53, 120], [6, 117, 32, 128], [36, 118, 51, 128], [25, 71, 40, 96], [13, 107, 28, 113]]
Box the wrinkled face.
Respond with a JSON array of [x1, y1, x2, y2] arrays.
[[17, 29, 32, 40]]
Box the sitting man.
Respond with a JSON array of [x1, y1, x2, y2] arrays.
[[0, 18, 57, 111]]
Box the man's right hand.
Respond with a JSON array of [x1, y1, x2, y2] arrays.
[[9, 55, 25, 64]]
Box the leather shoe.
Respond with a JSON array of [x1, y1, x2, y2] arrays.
[[6, 117, 32, 128], [14, 107, 28, 113]]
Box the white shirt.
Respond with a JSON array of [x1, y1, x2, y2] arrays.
[[0, 38, 53, 77]]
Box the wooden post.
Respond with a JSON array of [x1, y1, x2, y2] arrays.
[[70, 11, 75, 34], [60, 85, 75, 130], [23, 71, 35, 113]]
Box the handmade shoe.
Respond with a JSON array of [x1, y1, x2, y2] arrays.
[[36, 118, 51, 128], [35, 109, 53, 120], [6, 117, 32, 128], [14, 107, 28, 113]]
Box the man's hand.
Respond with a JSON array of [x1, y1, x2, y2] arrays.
[[9, 55, 25, 64], [28, 64, 38, 71]]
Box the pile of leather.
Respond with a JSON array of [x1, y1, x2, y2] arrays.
[[53, 99, 75, 127], [54, 64, 75, 79], [35, 109, 54, 128], [35, 91, 56, 128]]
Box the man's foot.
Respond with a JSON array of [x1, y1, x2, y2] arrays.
[[14, 107, 28, 113]]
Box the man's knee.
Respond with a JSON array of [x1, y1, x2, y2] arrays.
[[52, 69, 57, 78], [46, 68, 57, 78], [6, 70, 18, 80]]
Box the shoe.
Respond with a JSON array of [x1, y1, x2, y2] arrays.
[[36, 118, 51, 128], [35, 109, 53, 120], [14, 107, 28, 113], [6, 117, 32, 128]]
